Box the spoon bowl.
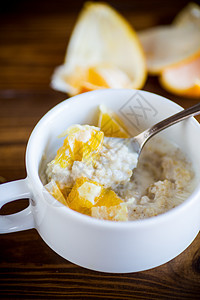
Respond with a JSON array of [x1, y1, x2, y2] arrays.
[[105, 102, 200, 157]]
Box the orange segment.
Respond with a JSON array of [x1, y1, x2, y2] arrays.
[[45, 180, 68, 207], [96, 189, 123, 207], [53, 125, 104, 168], [67, 178, 102, 214], [98, 105, 129, 138], [160, 53, 200, 97], [91, 205, 128, 221], [67, 177, 125, 220], [53, 141, 73, 169]]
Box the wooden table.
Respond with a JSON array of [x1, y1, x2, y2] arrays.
[[0, 1, 200, 298]]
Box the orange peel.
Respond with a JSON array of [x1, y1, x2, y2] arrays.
[[51, 2, 147, 95], [139, 3, 200, 74], [160, 52, 200, 97]]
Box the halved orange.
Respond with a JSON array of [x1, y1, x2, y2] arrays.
[[139, 3, 200, 74], [160, 52, 200, 97], [51, 2, 147, 95]]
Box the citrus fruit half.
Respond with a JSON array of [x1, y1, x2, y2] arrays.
[[139, 3, 200, 74], [51, 2, 147, 95], [160, 52, 200, 97]]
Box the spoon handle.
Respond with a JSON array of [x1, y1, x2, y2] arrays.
[[135, 101, 200, 152]]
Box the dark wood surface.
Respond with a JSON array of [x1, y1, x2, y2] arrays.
[[0, 1, 200, 299]]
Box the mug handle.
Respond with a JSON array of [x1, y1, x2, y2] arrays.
[[0, 178, 34, 233]]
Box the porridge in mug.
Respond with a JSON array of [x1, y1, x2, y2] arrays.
[[42, 106, 195, 222]]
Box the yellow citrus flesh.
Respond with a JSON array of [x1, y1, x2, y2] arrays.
[[78, 66, 135, 93], [45, 180, 68, 206], [67, 177, 127, 220], [67, 178, 101, 215], [46, 118, 130, 220], [160, 53, 200, 97], [53, 125, 104, 168], [51, 2, 147, 95], [96, 189, 123, 207], [98, 105, 129, 138]]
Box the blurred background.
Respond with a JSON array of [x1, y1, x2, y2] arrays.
[[0, 0, 194, 92], [1, 0, 191, 16]]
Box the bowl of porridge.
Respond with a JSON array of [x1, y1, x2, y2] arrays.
[[0, 89, 200, 273]]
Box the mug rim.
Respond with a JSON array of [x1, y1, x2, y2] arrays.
[[26, 88, 200, 229]]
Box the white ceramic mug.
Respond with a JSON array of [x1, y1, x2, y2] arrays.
[[0, 89, 200, 273]]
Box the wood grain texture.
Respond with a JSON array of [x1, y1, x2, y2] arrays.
[[0, 0, 200, 299]]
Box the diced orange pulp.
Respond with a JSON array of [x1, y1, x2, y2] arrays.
[[98, 105, 129, 138], [67, 177, 127, 221], [45, 180, 68, 207], [53, 125, 104, 168], [47, 116, 130, 221]]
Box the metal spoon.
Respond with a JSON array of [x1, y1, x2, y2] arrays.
[[105, 102, 200, 156]]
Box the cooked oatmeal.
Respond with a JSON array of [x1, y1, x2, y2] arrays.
[[43, 125, 195, 221], [115, 140, 195, 220], [46, 137, 138, 190]]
